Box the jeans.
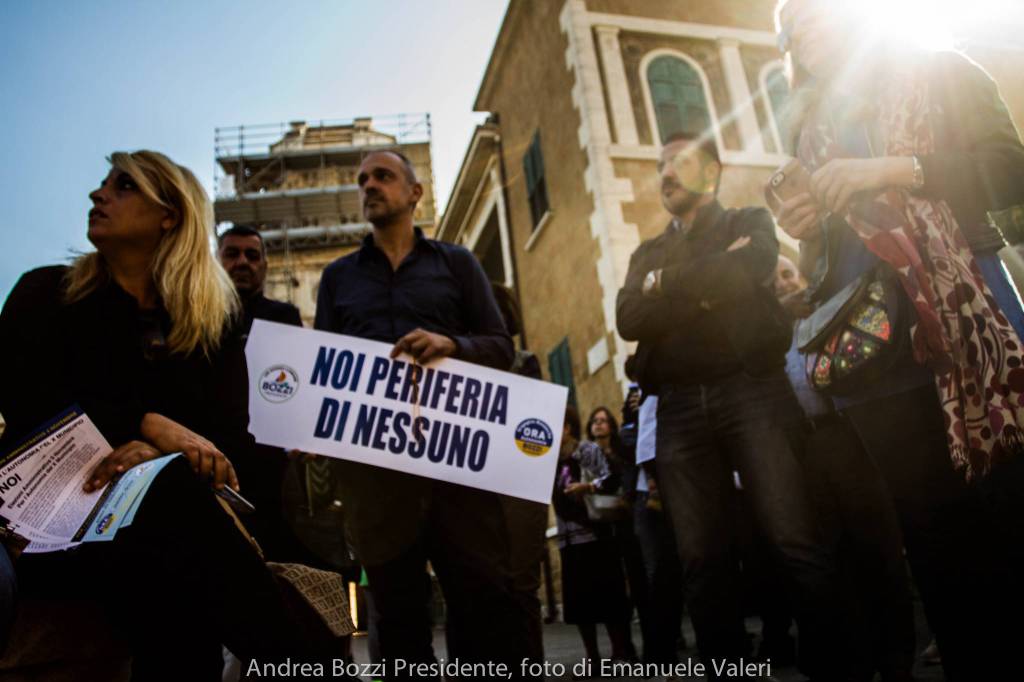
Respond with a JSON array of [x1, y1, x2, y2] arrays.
[[976, 251, 1024, 341], [655, 368, 841, 679], [633, 491, 685, 664], [0, 544, 14, 653], [843, 385, 1024, 682]]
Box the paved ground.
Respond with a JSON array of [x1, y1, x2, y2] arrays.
[[351, 610, 947, 681]]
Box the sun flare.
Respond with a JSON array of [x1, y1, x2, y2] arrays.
[[856, 0, 1024, 51]]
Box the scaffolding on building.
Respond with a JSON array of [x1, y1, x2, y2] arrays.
[[214, 113, 432, 198], [212, 113, 435, 300]]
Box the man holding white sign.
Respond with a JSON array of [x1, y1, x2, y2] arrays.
[[312, 149, 528, 676]]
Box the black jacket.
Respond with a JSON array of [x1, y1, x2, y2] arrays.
[[798, 51, 1024, 281], [617, 201, 791, 392], [0, 266, 253, 466], [234, 290, 303, 548], [240, 293, 302, 339], [800, 52, 1024, 293], [921, 52, 1024, 253]]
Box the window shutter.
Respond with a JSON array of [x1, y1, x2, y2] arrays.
[[547, 338, 577, 409], [522, 131, 550, 229], [647, 55, 713, 143]]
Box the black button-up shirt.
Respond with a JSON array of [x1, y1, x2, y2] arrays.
[[312, 229, 514, 565], [314, 228, 513, 370]]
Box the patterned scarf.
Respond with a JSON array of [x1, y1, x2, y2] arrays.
[[798, 63, 1024, 480]]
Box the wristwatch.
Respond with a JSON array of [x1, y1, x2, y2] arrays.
[[911, 156, 925, 191]]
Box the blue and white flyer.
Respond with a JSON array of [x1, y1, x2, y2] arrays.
[[0, 407, 177, 553]]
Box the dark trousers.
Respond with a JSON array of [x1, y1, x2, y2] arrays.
[[236, 444, 327, 566], [633, 491, 685, 664], [843, 385, 1024, 681], [611, 519, 646, 659], [16, 457, 338, 682], [361, 482, 528, 681], [655, 369, 840, 679], [0, 544, 14, 653], [500, 495, 549, 671], [802, 414, 915, 681]]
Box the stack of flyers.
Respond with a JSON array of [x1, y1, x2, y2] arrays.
[[0, 407, 180, 553]]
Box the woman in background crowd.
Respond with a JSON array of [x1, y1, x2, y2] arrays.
[[772, 1, 1024, 678], [553, 406, 634, 668], [587, 406, 646, 663], [0, 150, 338, 681]]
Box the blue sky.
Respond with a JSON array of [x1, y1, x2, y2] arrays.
[[0, 0, 508, 302]]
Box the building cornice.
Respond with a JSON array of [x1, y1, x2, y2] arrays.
[[437, 125, 500, 242], [474, 2, 529, 112], [584, 11, 776, 46]]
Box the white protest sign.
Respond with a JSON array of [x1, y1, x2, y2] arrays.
[[245, 320, 568, 504]]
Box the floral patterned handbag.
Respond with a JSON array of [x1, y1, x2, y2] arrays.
[[796, 265, 909, 395]]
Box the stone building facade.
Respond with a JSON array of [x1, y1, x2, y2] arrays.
[[439, 0, 1024, 416], [439, 0, 794, 414]]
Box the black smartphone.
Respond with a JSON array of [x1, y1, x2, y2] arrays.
[[215, 486, 256, 515]]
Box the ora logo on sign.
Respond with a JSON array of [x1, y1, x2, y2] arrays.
[[259, 365, 300, 403], [514, 418, 554, 457]]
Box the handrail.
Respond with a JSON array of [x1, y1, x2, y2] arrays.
[[214, 113, 431, 159]]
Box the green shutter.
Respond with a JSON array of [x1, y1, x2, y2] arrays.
[[522, 131, 550, 228], [547, 338, 577, 409], [523, 138, 537, 190], [532, 131, 545, 183], [647, 56, 712, 143]]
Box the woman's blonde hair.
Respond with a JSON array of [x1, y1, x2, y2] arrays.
[[65, 150, 239, 357]]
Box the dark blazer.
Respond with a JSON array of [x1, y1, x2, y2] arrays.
[[0, 266, 253, 465], [922, 52, 1024, 253], [234, 291, 303, 532]]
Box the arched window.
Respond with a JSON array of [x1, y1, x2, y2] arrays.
[[646, 55, 712, 143], [762, 63, 793, 152]]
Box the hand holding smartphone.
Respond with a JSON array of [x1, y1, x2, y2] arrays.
[[764, 159, 813, 213], [765, 159, 826, 240]]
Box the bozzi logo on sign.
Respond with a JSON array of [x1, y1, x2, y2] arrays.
[[259, 365, 300, 403]]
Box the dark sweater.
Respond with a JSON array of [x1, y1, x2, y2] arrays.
[[0, 266, 253, 465]]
